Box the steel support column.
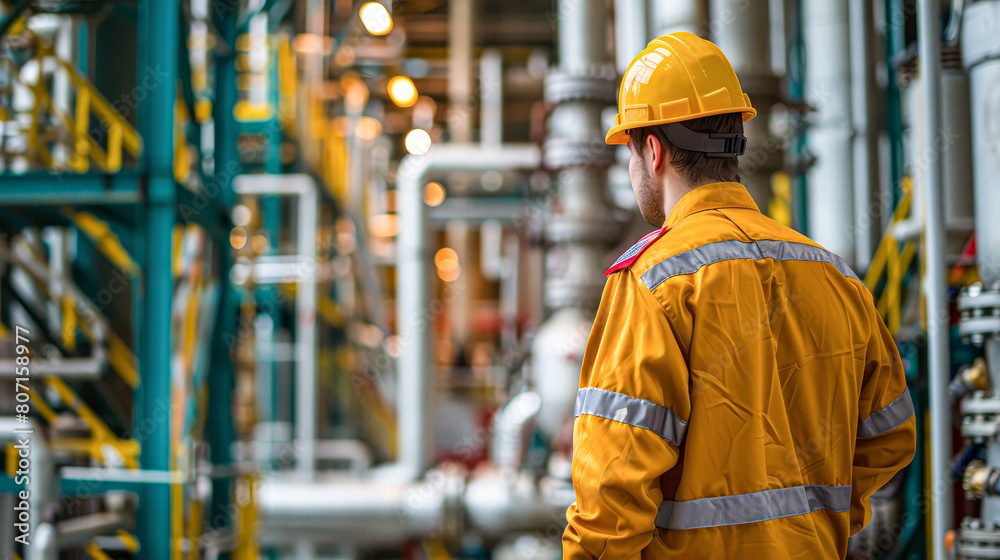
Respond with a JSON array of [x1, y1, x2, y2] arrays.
[[207, 1, 240, 556], [136, 0, 179, 557]]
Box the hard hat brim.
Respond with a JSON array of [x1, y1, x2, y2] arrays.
[[605, 106, 758, 146]]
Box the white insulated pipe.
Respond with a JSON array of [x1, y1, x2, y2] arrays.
[[803, 0, 856, 266], [258, 470, 571, 546], [614, 0, 649, 73], [233, 174, 318, 478], [710, 0, 770, 77], [258, 478, 444, 547], [963, 1, 1000, 287], [558, 0, 613, 73], [391, 144, 542, 483], [848, 0, 879, 270], [709, 0, 778, 212], [918, 0, 952, 556], [652, 0, 705, 36]]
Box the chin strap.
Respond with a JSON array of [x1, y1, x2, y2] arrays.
[[659, 121, 747, 158]]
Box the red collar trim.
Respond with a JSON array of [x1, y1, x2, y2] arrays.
[[604, 226, 668, 276]]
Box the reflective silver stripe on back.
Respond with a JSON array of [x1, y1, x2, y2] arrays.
[[640, 238, 860, 290], [858, 389, 915, 438], [655, 484, 852, 530], [575, 387, 688, 447]]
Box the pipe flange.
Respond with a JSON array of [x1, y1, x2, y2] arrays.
[[544, 138, 615, 169], [959, 285, 1000, 311], [959, 521, 1000, 559], [962, 1, 1000, 71], [959, 285, 1000, 343], [961, 395, 1000, 440], [963, 417, 1000, 440], [961, 394, 1000, 416], [544, 70, 617, 104]]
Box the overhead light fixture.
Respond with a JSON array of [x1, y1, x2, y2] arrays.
[[360, 2, 392, 36], [387, 76, 418, 108], [405, 128, 432, 155]]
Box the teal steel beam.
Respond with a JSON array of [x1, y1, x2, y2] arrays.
[[0, 172, 142, 206], [176, 186, 232, 249], [206, 1, 240, 557], [136, 0, 178, 557]]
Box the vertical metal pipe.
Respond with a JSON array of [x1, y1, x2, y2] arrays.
[[295, 184, 318, 478], [614, 0, 649, 72], [480, 49, 503, 147], [536, 0, 619, 440], [395, 155, 434, 484], [652, 0, 705, 36], [709, 0, 780, 212], [849, 0, 880, 270], [940, 65, 974, 253], [208, 2, 238, 555], [448, 0, 474, 143], [918, 0, 952, 555], [803, 0, 855, 265], [447, 0, 475, 359], [392, 145, 541, 482], [137, 0, 177, 557], [963, 1, 1000, 286]]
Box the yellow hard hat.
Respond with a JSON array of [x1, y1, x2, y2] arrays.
[[606, 32, 756, 146]]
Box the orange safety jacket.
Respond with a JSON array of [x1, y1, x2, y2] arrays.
[[562, 182, 916, 559]]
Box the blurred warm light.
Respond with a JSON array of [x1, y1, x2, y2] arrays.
[[387, 76, 418, 107], [405, 128, 432, 155], [438, 264, 461, 282], [424, 182, 446, 207], [360, 2, 393, 36], [292, 33, 331, 55], [230, 227, 248, 249], [334, 47, 355, 67], [356, 116, 383, 140], [434, 247, 459, 271], [251, 234, 269, 254], [342, 74, 369, 113], [232, 205, 251, 227], [384, 335, 402, 358], [369, 213, 399, 237]]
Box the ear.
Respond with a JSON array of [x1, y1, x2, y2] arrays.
[[645, 132, 667, 174]]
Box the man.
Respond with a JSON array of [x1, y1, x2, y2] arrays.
[[562, 32, 915, 559]]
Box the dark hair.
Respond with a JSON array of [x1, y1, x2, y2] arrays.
[[628, 112, 744, 185]]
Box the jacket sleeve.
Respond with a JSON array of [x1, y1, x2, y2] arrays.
[[562, 270, 691, 560], [850, 301, 917, 536]]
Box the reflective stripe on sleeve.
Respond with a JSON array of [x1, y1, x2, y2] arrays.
[[654, 484, 852, 530], [640, 238, 860, 290], [574, 387, 687, 447], [858, 389, 915, 438]]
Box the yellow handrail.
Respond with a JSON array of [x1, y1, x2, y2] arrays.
[[6, 32, 143, 173], [864, 177, 915, 333]]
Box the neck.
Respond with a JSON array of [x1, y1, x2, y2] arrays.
[[660, 171, 700, 224]]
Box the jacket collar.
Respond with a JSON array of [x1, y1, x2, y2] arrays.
[[662, 182, 760, 230]]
